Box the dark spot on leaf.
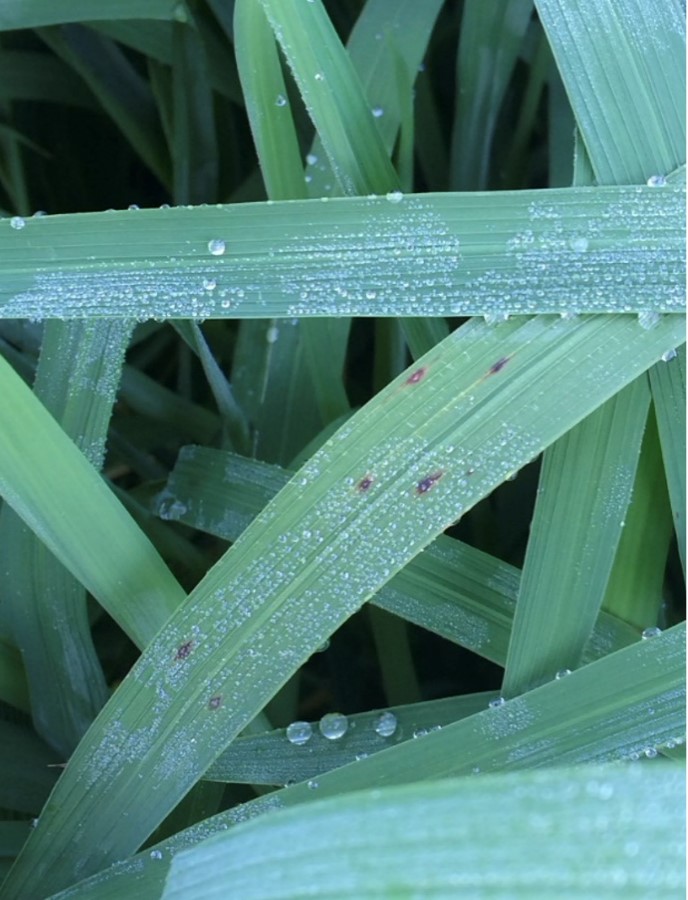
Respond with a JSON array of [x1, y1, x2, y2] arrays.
[[488, 357, 510, 375], [416, 471, 444, 495], [208, 695, 222, 710], [405, 367, 427, 385], [175, 641, 193, 660], [357, 475, 374, 492]]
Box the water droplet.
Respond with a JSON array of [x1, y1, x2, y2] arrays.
[[127, 203, 140, 211], [266, 326, 279, 343], [386, 190, 403, 203], [661, 348, 677, 362], [319, 712, 348, 740], [275, 94, 287, 107], [355, 753, 369, 761], [208, 239, 226, 256], [307, 780, 319, 789], [314, 72, 325, 82], [643, 747, 658, 758], [314, 638, 330, 653], [150, 850, 163, 860], [202, 278, 216, 292], [412, 728, 428, 739], [555, 668, 572, 680], [32, 209, 47, 217], [306, 153, 318, 165], [568, 236, 589, 252], [30, 818, 39, 828], [637, 310, 660, 330], [286, 721, 313, 746], [373, 711, 398, 738], [489, 697, 506, 709], [646, 175, 667, 187], [371, 106, 384, 118], [10, 216, 25, 230], [641, 626, 662, 639]]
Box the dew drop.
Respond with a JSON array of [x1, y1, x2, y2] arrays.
[[202, 278, 217, 292], [32, 209, 47, 217], [275, 94, 287, 107], [208, 238, 226, 256], [413, 728, 428, 739], [646, 175, 667, 187], [306, 153, 318, 165], [483, 311, 509, 325], [643, 747, 658, 758], [9, 216, 25, 230], [314, 638, 330, 653], [637, 310, 660, 330], [150, 850, 163, 860], [355, 753, 369, 761], [266, 326, 279, 343], [568, 236, 589, 252], [641, 626, 662, 639], [314, 72, 325, 82], [555, 668, 572, 680], [30, 818, 39, 828], [386, 190, 403, 203], [373, 711, 398, 738], [286, 721, 313, 746], [319, 712, 348, 740], [661, 348, 677, 362], [307, 780, 319, 789], [371, 106, 385, 118], [127, 203, 140, 211], [489, 697, 506, 709]]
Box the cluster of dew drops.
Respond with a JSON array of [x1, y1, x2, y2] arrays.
[[285, 709, 398, 749]]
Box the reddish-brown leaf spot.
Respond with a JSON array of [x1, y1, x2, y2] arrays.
[[416, 471, 444, 495], [488, 357, 510, 375], [175, 640, 193, 660], [405, 367, 427, 386], [208, 695, 222, 710], [357, 475, 374, 492]]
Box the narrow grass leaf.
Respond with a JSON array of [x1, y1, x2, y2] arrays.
[[0, 720, 59, 815], [535, 0, 685, 184], [162, 765, 685, 900], [0, 638, 29, 712], [503, 379, 650, 697], [256, 0, 398, 195], [0, 353, 185, 648], [3, 313, 683, 897], [0, 186, 683, 318], [649, 345, 686, 570], [205, 693, 496, 786], [0, 50, 95, 107], [450, 0, 533, 190]]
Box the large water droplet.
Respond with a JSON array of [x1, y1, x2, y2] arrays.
[[643, 747, 658, 758], [10, 216, 25, 230], [202, 278, 216, 292], [373, 711, 398, 738], [306, 153, 318, 165], [150, 850, 163, 860], [319, 712, 348, 740], [371, 106, 385, 118], [646, 175, 667, 187], [555, 668, 572, 680], [489, 697, 506, 709], [208, 239, 226, 256], [641, 626, 662, 639], [275, 94, 287, 108], [286, 721, 312, 746], [386, 190, 403, 204], [661, 348, 677, 362]]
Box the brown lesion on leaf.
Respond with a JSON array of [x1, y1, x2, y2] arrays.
[[175, 640, 194, 661], [487, 356, 510, 376], [416, 471, 444, 495], [404, 366, 428, 386], [357, 475, 374, 492]]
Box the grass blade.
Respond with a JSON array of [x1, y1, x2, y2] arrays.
[[0, 1, 183, 30], [0, 185, 683, 317]]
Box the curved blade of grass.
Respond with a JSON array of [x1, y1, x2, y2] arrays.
[[52, 624, 686, 900], [602, 411, 673, 629], [205, 692, 496, 786], [0, 1, 183, 30], [0, 50, 96, 107], [256, 0, 398, 195], [0, 320, 131, 755], [502, 378, 650, 697], [0, 185, 683, 318], [535, 0, 685, 184], [163, 764, 685, 900], [450, 0, 533, 190], [304, 0, 444, 197], [649, 345, 686, 571], [0, 353, 185, 648], [155, 445, 640, 666], [3, 313, 684, 897]]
